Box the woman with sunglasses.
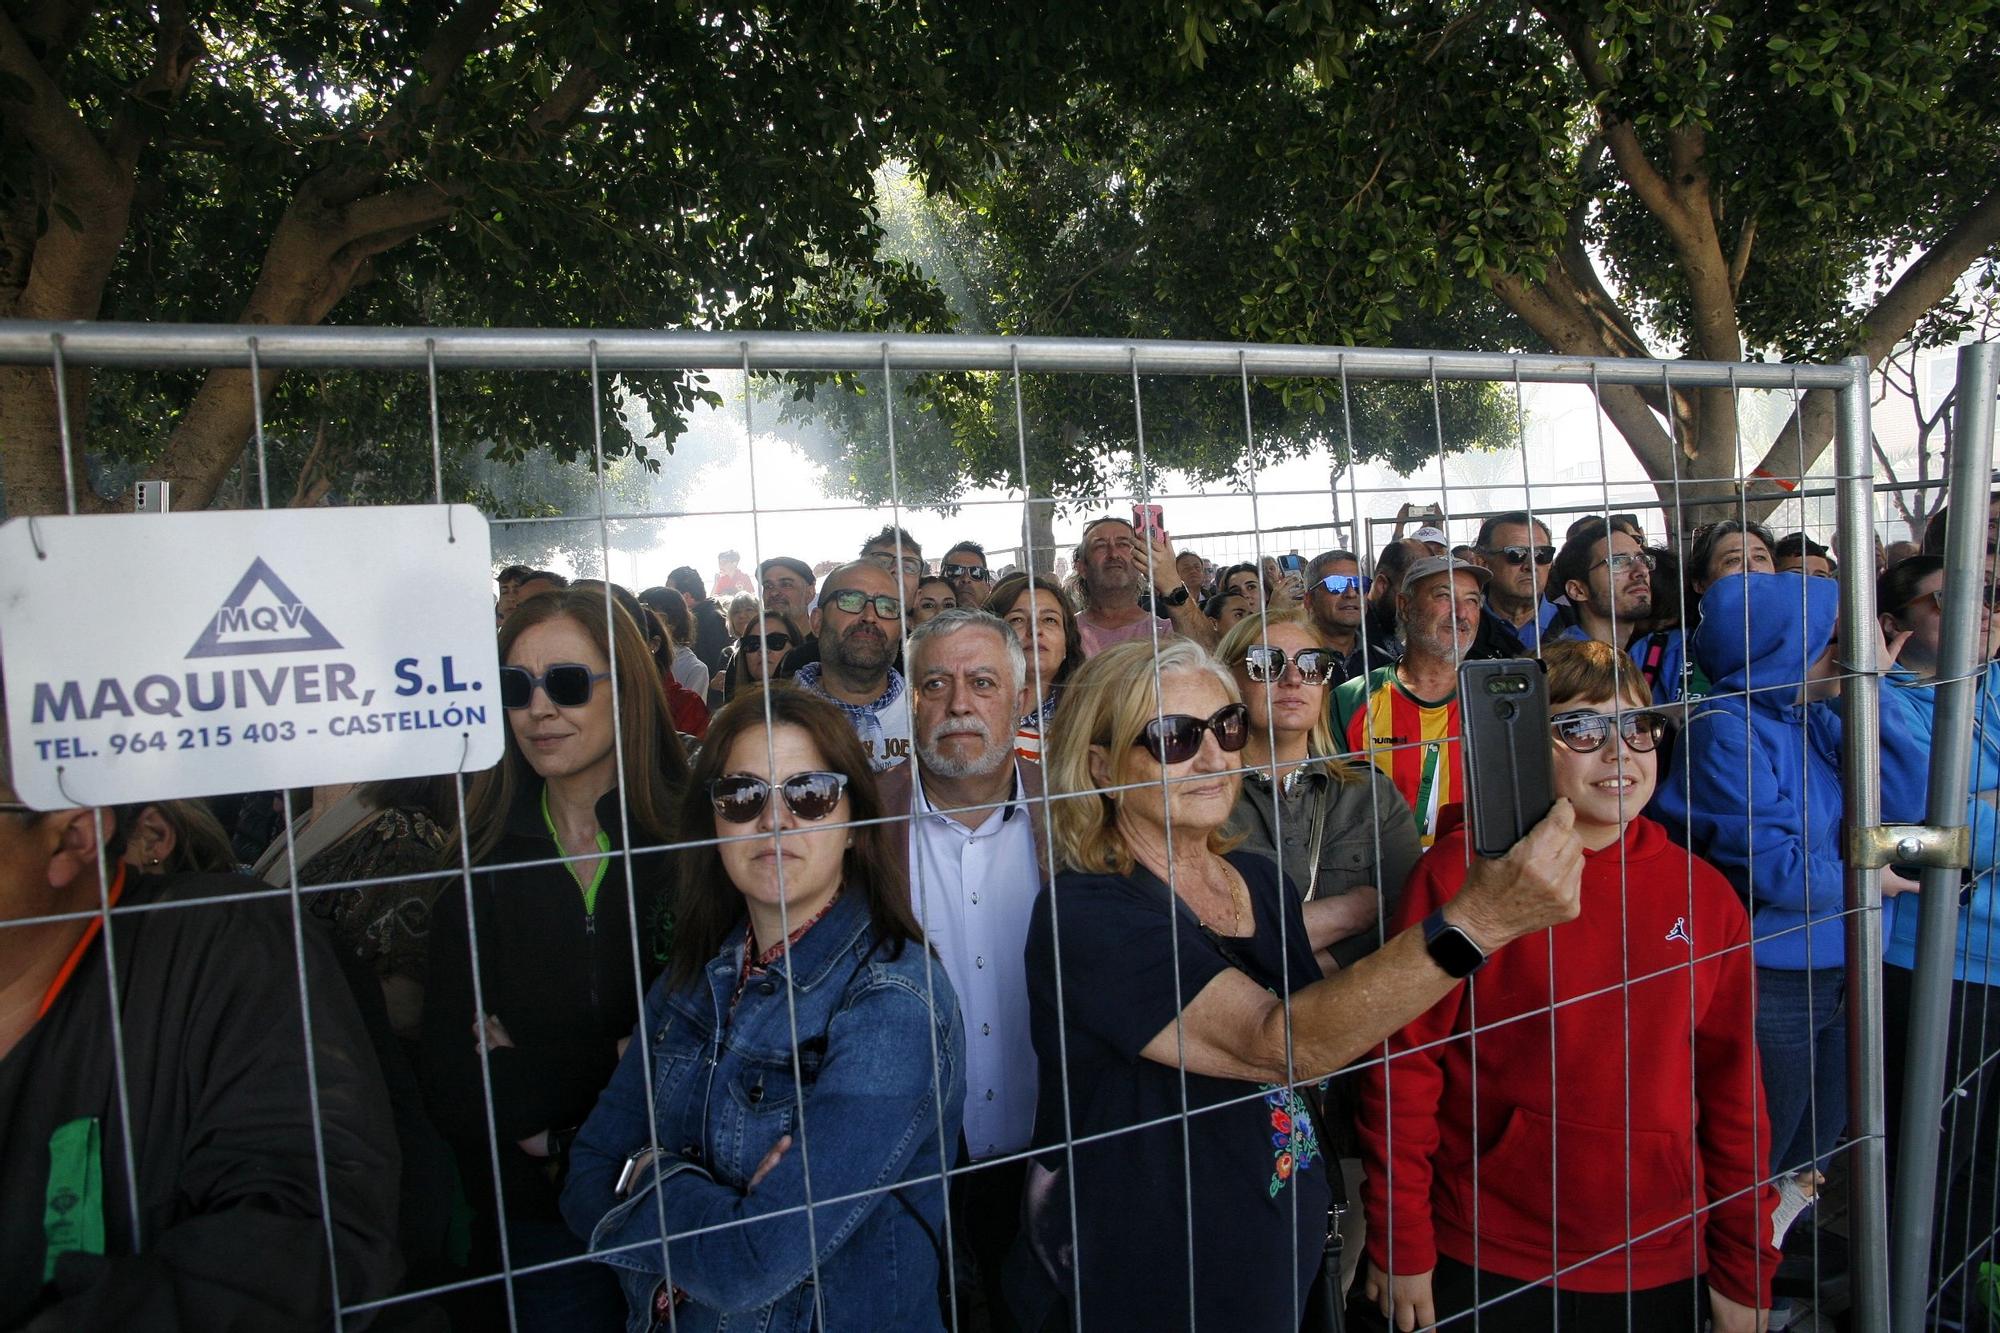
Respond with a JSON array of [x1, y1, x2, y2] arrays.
[[1216, 611, 1419, 972], [422, 589, 689, 1331], [719, 609, 806, 706], [1015, 639, 1587, 1330], [562, 689, 963, 1332], [987, 572, 1083, 762], [1361, 640, 1779, 1333]]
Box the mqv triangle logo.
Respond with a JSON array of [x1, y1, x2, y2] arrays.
[[186, 557, 343, 659]]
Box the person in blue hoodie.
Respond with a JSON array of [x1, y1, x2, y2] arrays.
[[1877, 553, 2000, 1328], [1653, 572, 1931, 1204]]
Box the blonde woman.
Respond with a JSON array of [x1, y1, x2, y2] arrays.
[[1216, 611, 1419, 972], [1012, 639, 1586, 1331]]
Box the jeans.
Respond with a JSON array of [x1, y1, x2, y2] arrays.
[[1755, 966, 1848, 1177], [1883, 963, 2000, 1331]]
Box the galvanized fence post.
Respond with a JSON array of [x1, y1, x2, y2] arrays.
[[1839, 353, 1894, 1333], [1889, 342, 1999, 1333]]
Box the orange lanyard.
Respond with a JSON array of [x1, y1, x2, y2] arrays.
[[37, 864, 128, 1022]]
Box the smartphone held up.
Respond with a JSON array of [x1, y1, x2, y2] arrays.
[[1458, 658, 1555, 858]]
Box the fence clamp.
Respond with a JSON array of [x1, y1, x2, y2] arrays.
[[1846, 823, 1971, 871]]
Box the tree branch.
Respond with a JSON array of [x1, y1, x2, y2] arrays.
[[1537, 6, 1682, 226], [103, 0, 202, 170], [1727, 214, 1756, 296], [307, 0, 504, 206], [0, 7, 121, 202], [525, 59, 604, 139], [1745, 167, 2000, 495]]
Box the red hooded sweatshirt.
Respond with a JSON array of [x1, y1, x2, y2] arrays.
[[1359, 807, 1780, 1308]]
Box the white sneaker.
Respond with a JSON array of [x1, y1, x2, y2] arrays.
[[1772, 1170, 1821, 1249]]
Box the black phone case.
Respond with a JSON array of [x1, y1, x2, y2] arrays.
[[1457, 658, 1555, 858]]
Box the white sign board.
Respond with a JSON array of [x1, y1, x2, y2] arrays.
[[0, 505, 504, 809]]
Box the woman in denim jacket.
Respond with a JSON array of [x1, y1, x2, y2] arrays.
[[563, 689, 965, 1332]]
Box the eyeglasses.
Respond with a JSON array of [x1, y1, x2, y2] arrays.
[[1482, 544, 1556, 567], [1549, 709, 1667, 754], [1589, 551, 1655, 576], [1135, 703, 1251, 765], [710, 771, 850, 824], [826, 589, 903, 619], [1315, 573, 1371, 596], [0, 801, 35, 817], [499, 663, 611, 709], [865, 551, 924, 576], [941, 562, 989, 582], [1241, 645, 1338, 684], [738, 633, 792, 654], [1898, 586, 2000, 616]]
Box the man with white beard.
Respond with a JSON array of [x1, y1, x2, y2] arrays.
[[877, 607, 1050, 1330]]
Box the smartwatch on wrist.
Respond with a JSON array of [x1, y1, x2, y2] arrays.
[[1158, 585, 1191, 607], [1421, 908, 1487, 979]]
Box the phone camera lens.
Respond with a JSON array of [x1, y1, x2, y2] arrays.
[[1494, 701, 1517, 722]]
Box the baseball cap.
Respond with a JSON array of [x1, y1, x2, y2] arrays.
[[1411, 525, 1450, 549], [1401, 554, 1491, 596]]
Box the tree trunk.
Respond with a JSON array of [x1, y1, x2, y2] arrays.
[[0, 362, 102, 515]]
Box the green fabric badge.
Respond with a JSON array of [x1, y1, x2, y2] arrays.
[[43, 1116, 105, 1281]]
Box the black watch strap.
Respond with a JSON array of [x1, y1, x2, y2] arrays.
[[1159, 584, 1190, 607], [1422, 908, 1487, 979]]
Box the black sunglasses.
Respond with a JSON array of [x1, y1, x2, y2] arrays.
[[738, 633, 792, 654], [1241, 645, 1337, 684], [710, 771, 850, 824], [1550, 709, 1667, 754], [1135, 703, 1251, 765], [499, 663, 611, 709], [1483, 544, 1557, 567], [941, 562, 989, 582]]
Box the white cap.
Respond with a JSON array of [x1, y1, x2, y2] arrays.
[[1411, 525, 1449, 549]]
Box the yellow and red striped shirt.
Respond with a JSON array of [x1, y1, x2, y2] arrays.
[[1329, 665, 1462, 847]]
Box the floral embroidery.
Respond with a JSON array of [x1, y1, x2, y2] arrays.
[[1262, 1084, 1322, 1197]]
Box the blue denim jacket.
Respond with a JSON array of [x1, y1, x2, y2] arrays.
[[561, 890, 965, 1333]]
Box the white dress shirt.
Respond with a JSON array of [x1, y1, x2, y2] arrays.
[[907, 764, 1041, 1159]]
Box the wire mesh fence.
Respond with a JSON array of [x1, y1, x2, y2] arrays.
[[0, 323, 1996, 1333]]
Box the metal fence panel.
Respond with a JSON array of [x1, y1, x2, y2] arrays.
[[5, 322, 1993, 1333]]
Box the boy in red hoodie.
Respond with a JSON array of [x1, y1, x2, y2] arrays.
[[1359, 640, 1779, 1332]]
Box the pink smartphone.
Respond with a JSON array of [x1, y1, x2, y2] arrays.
[[1133, 503, 1166, 542]]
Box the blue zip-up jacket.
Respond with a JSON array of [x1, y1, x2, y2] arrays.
[[1884, 662, 2000, 986], [562, 890, 965, 1333], [1653, 573, 1930, 970]]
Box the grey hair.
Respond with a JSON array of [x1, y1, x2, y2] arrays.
[[905, 606, 1027, 694]]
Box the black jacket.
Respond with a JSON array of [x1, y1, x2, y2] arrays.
[[419, 785, 671, 1230], [689, 598, 731, 676], [0, 869, 400, 1331]]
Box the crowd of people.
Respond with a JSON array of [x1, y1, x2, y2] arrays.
[[4, 498, 1998, 1333]]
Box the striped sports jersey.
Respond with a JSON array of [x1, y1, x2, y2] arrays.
[[1329, 665, 1461, 847]]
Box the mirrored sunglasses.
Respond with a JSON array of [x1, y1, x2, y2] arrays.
[[709, 771, 850, 824], [941, 562, 989, 581], [499, 663, 610, 709], [1135, 703, 1251, 765], [1315, 573, 1371, 596], [1549, 709, 1666, 754], [1242, 645, 1337, 684]]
